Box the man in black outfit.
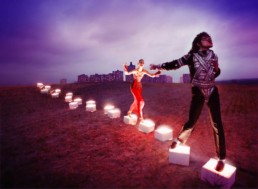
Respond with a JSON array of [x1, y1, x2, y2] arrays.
[[150, 32, 226, 172]]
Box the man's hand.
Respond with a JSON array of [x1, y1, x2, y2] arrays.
[[211, 61, 219, 72]]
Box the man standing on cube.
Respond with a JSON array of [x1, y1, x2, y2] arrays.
[[150, 32, 226, 172]]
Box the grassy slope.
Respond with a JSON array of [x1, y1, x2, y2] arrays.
[[0, 82, 257, 188]]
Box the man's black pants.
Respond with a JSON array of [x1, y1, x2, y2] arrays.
[[178, 86, 226, 159]]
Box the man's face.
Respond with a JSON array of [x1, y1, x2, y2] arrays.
[[200, 36, 213, 48]]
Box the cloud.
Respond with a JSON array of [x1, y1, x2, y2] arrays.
[[0, 0, 258, 85]]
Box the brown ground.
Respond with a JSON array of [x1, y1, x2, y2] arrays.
[[0, 82, 257, 189]]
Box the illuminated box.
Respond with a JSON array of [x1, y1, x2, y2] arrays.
[[40, 89, 49, 94], [66, 92, 73, 96], [73, 98, 82, 105], [123, 114, 138, 125], [44, 85, 51, 90], [69, 102, 78, 110], [154, 126, 173, 141], [201, 158, 236, 189], [51, 92, 59, 98], [37, 82, 44, 89], [108, 108, 121, 118], [86, 100, 96, 105], [86, 104, 96, 112], [138, 119, 155, 133], [55, 89, 61, 93], [169, 145, 190, 166], [65, 96, 72, 102], [104, 105, 115, 114]]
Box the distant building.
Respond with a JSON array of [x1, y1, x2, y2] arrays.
[[125, 62, 135, 82], [77, 70, 123, 83], [113, 70, 123, 81], [60, 78, 67, 84], [78, 74, 89, 83], [182, 74, 190, 83]]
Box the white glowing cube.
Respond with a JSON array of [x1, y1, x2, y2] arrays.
[[66, 92, 73, 96], [55, 89, 61, 93], [169, 145, 190, 166], [108, 108, 121, 118], [104, 105, 115, 114], [69, 102, 78, 109], [201, 158, 236, 188], [154, 126, 173, 141], [138, 119, 155, 133], [44, 85, 51, 90], [51, 92, 59, 98], [40, 88, 49, 94], [74, 98, 82, 105], [86, 104, 96, 112], [123, 114, 138, 125], [37, 83, 44, 89], [86, 100, 96, 105], [65, 95, 72, 102]]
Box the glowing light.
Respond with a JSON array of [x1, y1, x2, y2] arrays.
[[44, 85, 51, 90], [51, 92, 59, 98], [66, 92, 73, 97], [123, 114, 138, 125], [69, 102, 78, 109], [73, 98, 82, 105], [37, 82, 44, 89], [108, 108, 121, 118], [86, 103, 96, 112], [138, 119, 155, 133], [201, 158, 236, 188], [104, 104, 115, 114], [154, 125, 173, 141], [40, 88, 49, 94], [169, 145, 190, 166], [65, 95, 72, 102], [55, 89, 61, 93], [86, 100, 96, 105]]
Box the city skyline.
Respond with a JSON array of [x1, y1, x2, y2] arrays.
[[1, 0, 258, 86]]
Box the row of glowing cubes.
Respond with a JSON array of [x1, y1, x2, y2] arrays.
[[38, 83, 236, 187], [37, 83, 61, 98], [104, 105, 121, 118]]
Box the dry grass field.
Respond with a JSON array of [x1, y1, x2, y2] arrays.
[[0, 82, 257, 188]]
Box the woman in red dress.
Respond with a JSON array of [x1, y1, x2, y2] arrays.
[[124, 59, 160, 122]]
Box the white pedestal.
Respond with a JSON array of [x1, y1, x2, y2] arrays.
[[201, 158, 236, 189], [66, 92, 73, 96], [69, 102, 78, 109], [123, 115, 137, 125], [40, 89, 49, 94], [104, 105, 115, 114], [51, 92, 59, 98], [37, 83, 44, 89], [138, 119, 155, 133], [65, 96, 72, 102], [44, 85, 51, 90], [86, 104, 96, 112], [169, 145, 190, 166], [74, 98, 82, 105], [55, 89, 61, 93], [108, 108, 121, 118], [154, 126, 173, 142]]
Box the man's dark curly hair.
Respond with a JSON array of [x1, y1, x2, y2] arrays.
[[189, 32, 211, 54]]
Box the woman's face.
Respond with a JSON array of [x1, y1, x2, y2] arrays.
[[138, 60, 144, 67]]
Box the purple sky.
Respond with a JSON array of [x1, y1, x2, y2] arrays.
[[1, 0, 258, 86]]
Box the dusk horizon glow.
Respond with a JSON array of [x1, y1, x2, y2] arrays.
[[1, 0, 258, 86]]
